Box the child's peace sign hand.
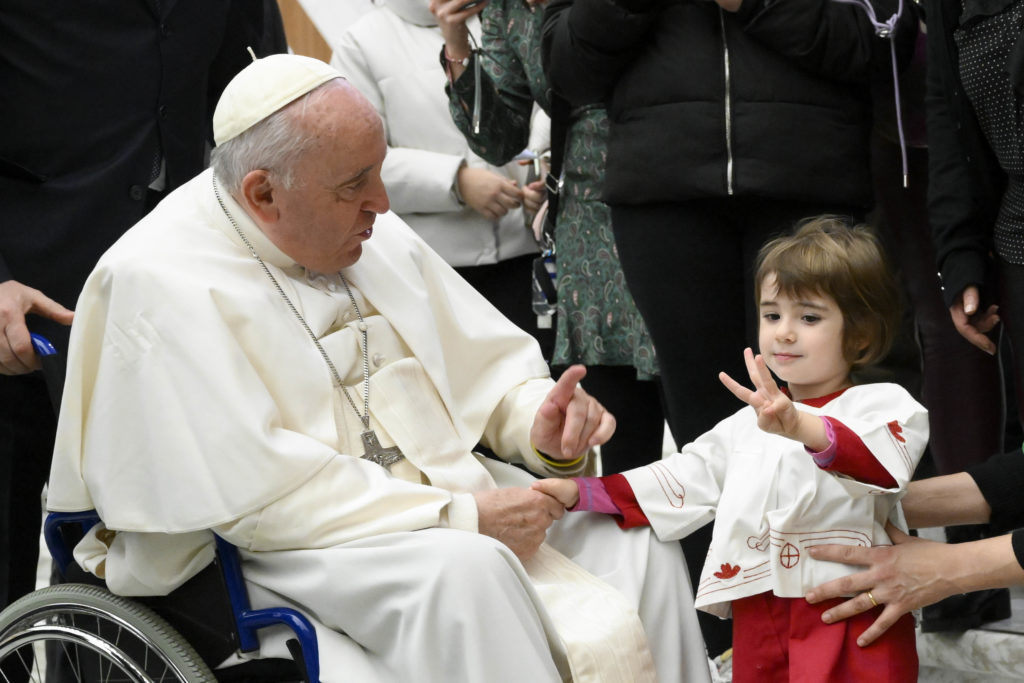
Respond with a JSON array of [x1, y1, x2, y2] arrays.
[[719, 348, 802, 439]]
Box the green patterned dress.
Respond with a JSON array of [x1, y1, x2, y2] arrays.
[[445, 0, 656, 376]]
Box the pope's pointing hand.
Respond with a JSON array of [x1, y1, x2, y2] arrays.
[[530, 365, 615, 461]]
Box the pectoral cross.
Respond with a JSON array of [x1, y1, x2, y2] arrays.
[[360, 429, 405, 468]]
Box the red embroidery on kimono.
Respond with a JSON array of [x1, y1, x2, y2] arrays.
[[714, 563, 741, 579], [887, 420, 905, 443], [779, 543, 800, 568]]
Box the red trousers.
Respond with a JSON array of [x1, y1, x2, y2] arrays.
[[730, 592, 918, 682]]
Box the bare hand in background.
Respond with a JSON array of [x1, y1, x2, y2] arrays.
[[523, 178, 545, 216], [457, 166, 524, 220], [950, 285, 999, 355]]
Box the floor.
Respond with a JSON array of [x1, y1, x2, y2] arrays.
[[917, 586, 1024, 682]]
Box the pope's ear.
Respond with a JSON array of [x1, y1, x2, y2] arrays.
[[238, 169, 279, 223]]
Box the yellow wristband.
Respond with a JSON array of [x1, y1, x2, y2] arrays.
[[531, 444, 586, 469]]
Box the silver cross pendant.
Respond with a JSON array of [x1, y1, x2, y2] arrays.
[[360, 429, 405, 468]]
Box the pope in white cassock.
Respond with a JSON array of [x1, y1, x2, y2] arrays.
[[46, 54, 711, 682]]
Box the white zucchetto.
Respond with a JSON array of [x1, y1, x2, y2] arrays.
[[213, 53, 343, 146]]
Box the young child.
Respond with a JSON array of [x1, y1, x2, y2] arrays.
[[534, 216, 927, 682]]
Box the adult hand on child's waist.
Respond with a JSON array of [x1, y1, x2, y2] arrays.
[[805, 524, 971, 647]]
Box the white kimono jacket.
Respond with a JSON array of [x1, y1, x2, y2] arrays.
[[623, 384, 928, 618], [47, 169, 710, 683]]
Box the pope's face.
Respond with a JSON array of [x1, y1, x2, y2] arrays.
[[266, 84, 390, 273]]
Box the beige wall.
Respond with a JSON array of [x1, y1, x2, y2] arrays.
[[277, 0, 331, 61]]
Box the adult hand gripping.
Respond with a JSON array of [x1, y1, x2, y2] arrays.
[[474, 487, 566, 561], [473, 366, 614, 562], [0, 280, 74, 374]]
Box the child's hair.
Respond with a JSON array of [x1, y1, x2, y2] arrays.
[[754, 215, 900, 369]]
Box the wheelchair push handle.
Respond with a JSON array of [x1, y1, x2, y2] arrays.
[[31, 332, 58, 357], [29, 332, 65, 415]]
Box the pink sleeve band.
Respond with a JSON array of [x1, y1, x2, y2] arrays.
[[809, 416, 837, 467], [569, 477, 623, 515], [814, 417, 899, 488]]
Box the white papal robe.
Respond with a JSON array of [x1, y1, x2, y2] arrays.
[[48, 169, 710, 683]]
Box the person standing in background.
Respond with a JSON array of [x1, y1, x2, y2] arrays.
[[926, 0, 1024, 606], [431, 0, 666, 476], [0, 0, 286, 638], [869, 7, 1009, 631], [331, 0, 555, 357]]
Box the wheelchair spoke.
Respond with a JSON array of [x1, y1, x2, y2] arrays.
[[0, 645, 32, 683], [57, 635, 86, 683], [103, 618, 119, 681], [1, 584, 216, 682], [63, 614, 86, 683]]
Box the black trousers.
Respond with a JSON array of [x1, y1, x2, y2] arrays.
[[611, 197, 862, 446], [997, 255, 1024, 445]]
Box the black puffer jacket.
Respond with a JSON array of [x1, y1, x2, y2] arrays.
[[542, 0, 916, 208]]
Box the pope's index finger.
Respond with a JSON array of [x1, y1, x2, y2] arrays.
[[550, 365, 587, 406]]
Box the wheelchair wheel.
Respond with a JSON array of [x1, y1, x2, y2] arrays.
[[0, 583, 216, 682]]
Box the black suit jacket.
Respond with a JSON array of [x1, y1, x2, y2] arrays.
[[0, 0, 285, 347]]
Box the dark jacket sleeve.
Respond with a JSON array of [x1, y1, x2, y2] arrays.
[[926, 0, 1005, 307], [1014, 530, 1024, 571], [541, 0, 664, 106], [736, 0, 917, 84], [967, 449, 1024, 534], [968, 448, 1024, 569], [447, 59, 534, 166]]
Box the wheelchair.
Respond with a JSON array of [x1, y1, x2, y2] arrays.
[[0, 335, 322, 682]]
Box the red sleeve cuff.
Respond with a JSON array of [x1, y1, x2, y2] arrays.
[[818, 418, 898, 489], [603, 473, 651, 529]]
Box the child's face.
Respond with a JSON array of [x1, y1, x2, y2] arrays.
[[757, 275, 851, 402]]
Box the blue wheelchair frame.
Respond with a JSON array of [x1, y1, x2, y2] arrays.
[[32, 334, 321, 682]]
